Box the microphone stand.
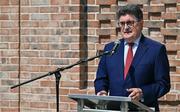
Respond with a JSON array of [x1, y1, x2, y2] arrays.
[[11, 50, 111, 112]]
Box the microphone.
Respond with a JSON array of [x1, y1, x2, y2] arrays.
[[110, 40, 120, 55]]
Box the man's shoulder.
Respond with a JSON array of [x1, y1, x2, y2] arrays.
[[143, 35, 164, 47]]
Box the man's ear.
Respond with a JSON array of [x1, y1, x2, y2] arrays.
[[140, 20, 144, 27]]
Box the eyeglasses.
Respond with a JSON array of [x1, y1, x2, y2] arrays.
[[118, 20, 139, 28]]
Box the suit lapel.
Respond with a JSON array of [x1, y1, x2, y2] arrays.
[[117, 36, 149, 81], [116, 39, 125, 81], [125, 35, 149, 81], [132, 35, 148, 68], [119, 39, 124, 81]]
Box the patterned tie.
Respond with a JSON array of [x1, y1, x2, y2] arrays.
[[124, 43, 134, 79]]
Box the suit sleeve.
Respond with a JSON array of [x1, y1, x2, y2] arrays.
[[141, 45, 171, 105], [94, 45, 109, 94]]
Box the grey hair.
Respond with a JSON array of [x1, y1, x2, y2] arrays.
[[116, 4, 143, 21]]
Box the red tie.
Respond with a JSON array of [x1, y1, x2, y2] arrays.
[[124, 43, 134, 79]]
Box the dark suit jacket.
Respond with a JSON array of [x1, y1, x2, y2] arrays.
[[94, 34, 170, 111]]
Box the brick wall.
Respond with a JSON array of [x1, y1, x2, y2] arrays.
[[0, 0, 179, 112]]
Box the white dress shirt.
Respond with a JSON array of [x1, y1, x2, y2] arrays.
[[124, 34, 141, 66]]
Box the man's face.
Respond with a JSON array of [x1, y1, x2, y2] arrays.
[[118, 14, 143, 42]]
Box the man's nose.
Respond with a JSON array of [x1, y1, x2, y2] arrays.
[[124, 24, 131, 31]]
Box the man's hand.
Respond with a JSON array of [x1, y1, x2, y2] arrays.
[[96, 90, 107, 96], [127, 88, 143, 101]]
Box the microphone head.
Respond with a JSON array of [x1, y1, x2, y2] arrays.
[[110, 40, 120, 55], [114, 40, 120, 44]]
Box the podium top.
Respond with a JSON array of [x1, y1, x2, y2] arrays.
[[69, 94, 132, 102], [68, 94, 154, 112]]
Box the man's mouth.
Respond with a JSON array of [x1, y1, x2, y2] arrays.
[[124, 31, 132, 34]]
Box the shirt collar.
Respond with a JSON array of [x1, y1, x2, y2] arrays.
[[124, 33, 141, 46]]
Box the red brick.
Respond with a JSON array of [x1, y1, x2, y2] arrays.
[[161, 28, 178, 36], [10, 101, 19, 107], [20, 101, 30, 107], [38, 21, 59, 27], [40, 81, 55, 87], [71, 14, 80, 19], [97, 14, 115, 20], [127, 0, 149, 4], [143, 12, 149, 20], [40, 7, 59, 13], [165, 20, 178, 28], [160, 107, 178, 112], [165, 4, 177, 12], [144, 5, 165, 12], [162, 12, 177, 20], [171, 75, 180, 82], [51, 14, 70, 20], [150, 0, 163, 4], [21, 7, 39, 13], [59, 103, 69, 110], [97, 29, 116, 35], [69, 103, 77, 110], [178, 4, 180, 11], [49, 102, 56, 109], [162, 0, 177, 4], [1, 108, 19, 112], [166, 93, 177, 101], [10, 0, 19, 5], [96, 0, 116, 5], [69, 89, 87, 94], [69, 74, 80, 80], [70, 29, 80, 35], [1, 101, 10, 106], [175, 83, 180, 90], [169, 60, 180, 66], [21, 51, 39, 57], [87, 89, 95, 94], [21, 21, 39, 27], [60, 81, 79, 88], [1, 7, 18, 13], [0, 15, 9, 20], [61, 6, 80, 13], [87, 0, 95, 4], [10, 58, 19, 64], [159, 95, 166, 101], [50, 0, 69, 5], [1, 21, 18, 28], [21, 0, 29, 5], [176, 67, 180, 74], [60, 95, 73, 102], [165, 43, 178, 51], [1, 65, 18, 71], [0, 0, 9, 5], [71, 0, 80, 4], [9, 72, 19, 78], [88, 21, 99, 28], [30, 102, 48, 108], [144, 20, 163, 28], [59, 88, 70, 95], [21, 14, 29, 20]]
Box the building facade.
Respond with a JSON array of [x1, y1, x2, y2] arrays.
[[0, 0, 179, 111]]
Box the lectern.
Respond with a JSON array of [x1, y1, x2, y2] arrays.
[[68, 94, 155, 112]]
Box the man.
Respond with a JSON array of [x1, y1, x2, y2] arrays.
[[94, 4, 170, 111]]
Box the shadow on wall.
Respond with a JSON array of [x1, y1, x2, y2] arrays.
[[79, 0, 88, 89]]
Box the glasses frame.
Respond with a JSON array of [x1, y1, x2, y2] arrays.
[[118, 20, 139, 28]]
